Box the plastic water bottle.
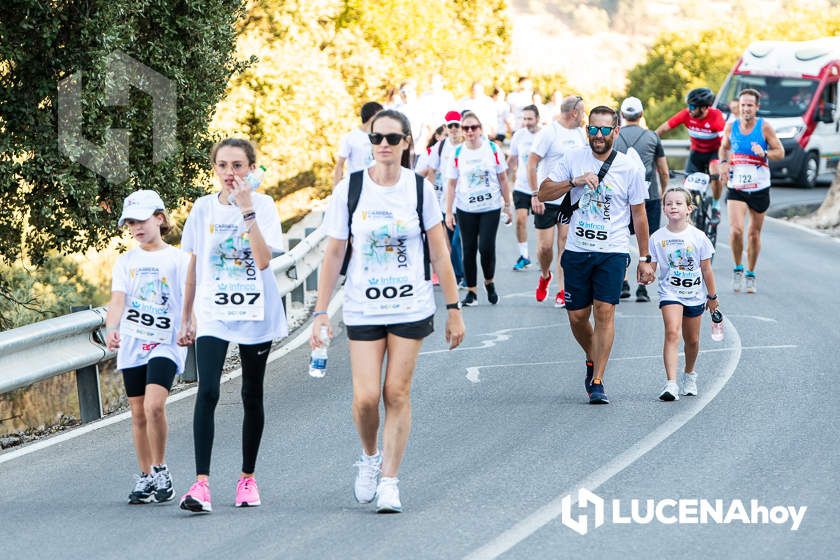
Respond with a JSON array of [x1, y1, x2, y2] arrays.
[[711, 309, 724, 342], [308, 326, 329, 378], [245, 165, 267, 190]]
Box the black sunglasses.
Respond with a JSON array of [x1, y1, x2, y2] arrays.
[[462, 124, 481, 132], [368, 132, 407, 146], [447, 123, 461, 129], [586, 125, 615, 136]]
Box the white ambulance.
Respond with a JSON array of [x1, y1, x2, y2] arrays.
[[716, 38, 840, 188]]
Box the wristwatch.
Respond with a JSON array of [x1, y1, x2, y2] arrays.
[[707, 293, 718, 300], [640, 255, 652, 263], [445, 302, 460, 310]]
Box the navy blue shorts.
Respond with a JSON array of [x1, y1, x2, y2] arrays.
[[659, 300, 705, 318], [560, 251, 630, 310]]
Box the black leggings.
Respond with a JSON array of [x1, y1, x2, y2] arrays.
[[193, 336, 272, 476], [456, 208, 501, 288]]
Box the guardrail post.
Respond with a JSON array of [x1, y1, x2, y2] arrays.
[[289, 238, 305, 304], [71, 305, 103, 423], [182, 344, 197, 383], [304, 227, 319, 291]]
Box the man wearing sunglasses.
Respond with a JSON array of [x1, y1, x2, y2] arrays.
[[656, 87, 726, 220], [539, 106, 655, 405]]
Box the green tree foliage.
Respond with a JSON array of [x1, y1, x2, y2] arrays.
[[625, 2, 840, 131], [0, 0, 249, 265], [213, 0, 512, 201]]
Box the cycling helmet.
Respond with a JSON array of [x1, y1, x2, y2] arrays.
[[686, 88, 715, 107]]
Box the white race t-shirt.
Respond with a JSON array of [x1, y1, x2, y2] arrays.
[[111, 245, 190, 373], [181, 192, 288, 344], [446, 140, 507, 213], [337, 129, 373, 174], [548, 146, 648, 253], [509, 127, 538, 194], [427, 139, 457, 208], [323, 168, 442, 326], [649, 225, 715, 306], [530, 121, 587, 204]]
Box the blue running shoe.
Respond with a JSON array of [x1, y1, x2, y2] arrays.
[[512, 256, 531, 271], [585, 360, 594, 396], [589, 380, 609, 404]]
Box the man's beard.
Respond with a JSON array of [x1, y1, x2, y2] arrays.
[[590, 135, 613, 154]]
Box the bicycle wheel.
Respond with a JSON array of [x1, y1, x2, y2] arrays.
[[691, 194, 706, 231]]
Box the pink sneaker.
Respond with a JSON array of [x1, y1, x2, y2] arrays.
[[235, 476, 261, 507], [179, 479, 212, 513]]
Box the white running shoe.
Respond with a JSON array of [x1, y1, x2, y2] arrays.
[[376, 477, 402, 513], [682, 372, 698, 396], [732, 268, 744, 292], [745, 274, 757, 293], [353, 452, 381, 504], [659, 381, 680, 401]]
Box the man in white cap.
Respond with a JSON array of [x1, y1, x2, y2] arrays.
[[118, 190, 166, 226], [614, 97, 670, 303]]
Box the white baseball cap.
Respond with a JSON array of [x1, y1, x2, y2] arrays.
[[620, 97, 644, 118], [118, 190, 166, 226]]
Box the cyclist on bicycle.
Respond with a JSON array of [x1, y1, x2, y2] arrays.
[[656, 88, 726, 222]]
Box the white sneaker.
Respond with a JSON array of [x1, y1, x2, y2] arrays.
[[376, 477, 402, 513], [732, 268, 744, 292], [682, 372, 698, 396], [659, 381, 680, 401], [353, 452, 381, 504], [745, 274, 757, 294]]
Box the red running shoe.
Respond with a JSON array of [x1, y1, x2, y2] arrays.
[[536, 272, 552, 302]]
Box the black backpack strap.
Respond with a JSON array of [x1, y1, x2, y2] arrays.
[[416, 173, 431, 281], [562, 149, 619, 218], [437, 137, 446, 157], [339, 171, 364, 276]]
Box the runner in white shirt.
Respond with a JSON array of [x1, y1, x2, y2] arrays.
[[425, 111, 466, 286], [444, 111, 513, 307], [528, 95, 587, 308], [333, 101, 383, 185], [178, 138, 287, 514], [540, 106, 655, 405], [507, 104, 540, 271], [649, 187, 719, 401], [104, 190, 188, 505], [311, 109, 464, 514]]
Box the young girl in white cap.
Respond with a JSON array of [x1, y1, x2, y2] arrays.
[[104, 190, 190, 504]]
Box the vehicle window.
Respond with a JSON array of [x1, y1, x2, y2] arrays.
[[719, 75, 819, 117]]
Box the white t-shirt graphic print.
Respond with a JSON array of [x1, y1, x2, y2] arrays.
[[446, 140, 507, 213], [323, 168, 442, 326], [547, 146, 647, 253], [649, 225, 714, 306], [111, 245, 190, 373], [181, 192, 289, 345]]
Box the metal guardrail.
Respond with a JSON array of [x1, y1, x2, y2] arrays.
[[0, 212, 327, 423], [662, 139, 691, 159]]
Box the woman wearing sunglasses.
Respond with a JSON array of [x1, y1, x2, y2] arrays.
[[444, 112, 513, 306], [311, 109, 465, 513]]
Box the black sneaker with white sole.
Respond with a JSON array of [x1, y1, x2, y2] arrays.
[[485, 282, 499, 305], [635, 285, 650, 302], [620, 280, 631, 299], [461, 291, 478, 307], [129, 473, 156, 504], [153, 464, 174, 503]]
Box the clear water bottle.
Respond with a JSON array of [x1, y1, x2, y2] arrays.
[[245, 165, 267, 190], [711, 309, 724, 342], [308, 325, 329, 378]]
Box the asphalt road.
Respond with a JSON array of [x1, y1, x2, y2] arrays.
[[1, 184, 837, 560]]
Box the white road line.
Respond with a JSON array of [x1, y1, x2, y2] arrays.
[[615, 312, 777, 323], [0, 291, 344, 465], [419, 323, 565, 356], [463, 344, 795, 383], [464, 316, 746, 558]]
